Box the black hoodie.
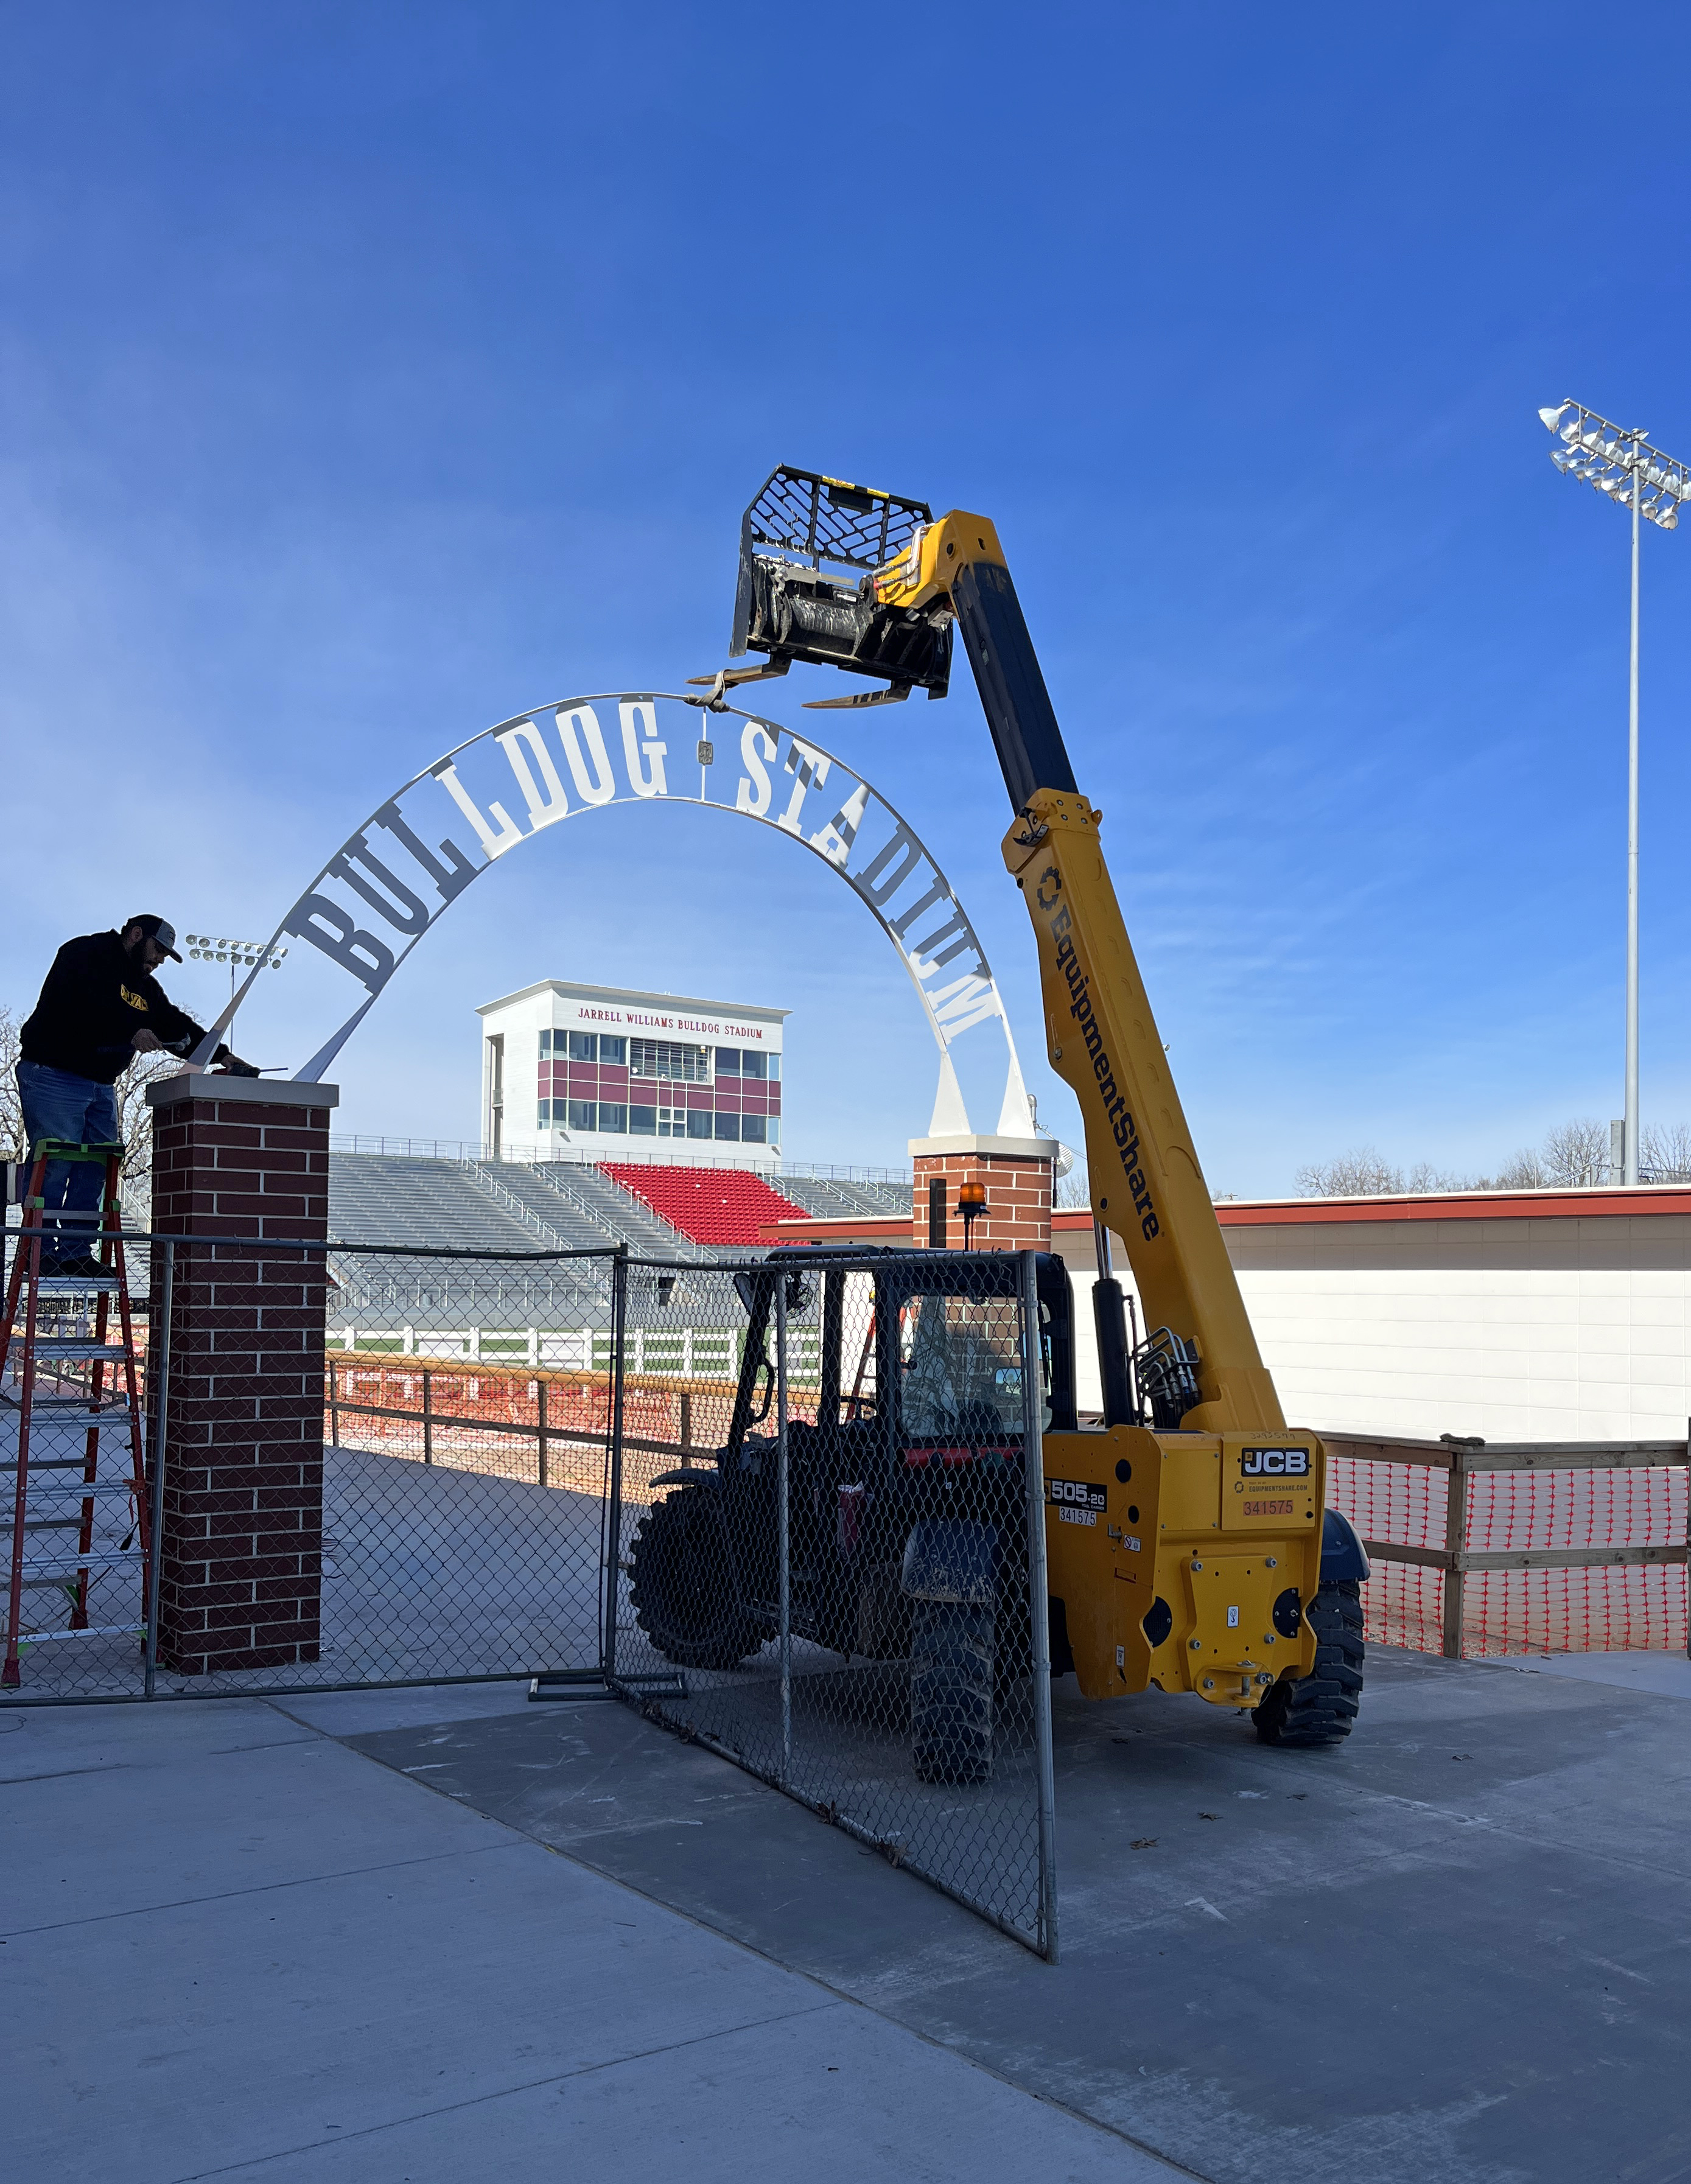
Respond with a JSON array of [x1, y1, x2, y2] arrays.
[[20, 931, 217, 1085]]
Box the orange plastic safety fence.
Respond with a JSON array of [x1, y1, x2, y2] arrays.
[[1328, 1455, 1688, 1657]]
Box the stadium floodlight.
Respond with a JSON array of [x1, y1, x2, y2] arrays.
[[184, 932, 288, 969], [1539, 400, 1690, 1185]]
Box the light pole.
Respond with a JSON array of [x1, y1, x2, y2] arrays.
[[1538, 402, 1690, 1185]]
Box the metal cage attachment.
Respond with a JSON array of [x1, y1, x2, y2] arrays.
[[689, 465, 953, 710]]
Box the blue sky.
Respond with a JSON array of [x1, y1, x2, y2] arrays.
[[4, 1, 1690, 1191]]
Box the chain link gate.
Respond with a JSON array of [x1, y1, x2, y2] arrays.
[[604, 1248, 1059, 1959]]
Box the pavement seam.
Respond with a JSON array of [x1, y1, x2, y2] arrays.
[[161, 1997, 848, 2182], [0, 1835, 528, 1940], [0, 1763, 124, 1787]]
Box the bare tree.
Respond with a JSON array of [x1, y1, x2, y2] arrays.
[[0, 1007, 20, 1162], [1274, 1111, 1691, 1201], [1541, 1117, 1608, 1189], [0, 1003, 177, 1187], [1054, 1153, 1091, 1210], [1294, 1147, 1405, 1197], [1642, 1122, 1691, 1183]]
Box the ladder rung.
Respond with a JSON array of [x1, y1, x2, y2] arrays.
[[24, 1342, 131, 1361], [1, 1460, 133, 1477], [18, 1481, 137, 1497], [30, 1275, 124, 1292], [2, 1391, 135, 1408], [19, 1550, 141, 1579], [15, 1625, 145, 1644]]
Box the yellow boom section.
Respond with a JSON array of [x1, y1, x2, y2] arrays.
[[890, 510, 1285, 1435]]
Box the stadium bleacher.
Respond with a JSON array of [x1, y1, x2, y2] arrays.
[[327, 1150, 908, 1259], [599, 1163, 811, 1248], [329, 1153, 545, 1252], [771, 1174, 913, 1221], [533, 1163, 713, 1260]]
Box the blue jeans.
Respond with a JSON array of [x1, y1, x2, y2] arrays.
[[15, 1061, 120, 1259]]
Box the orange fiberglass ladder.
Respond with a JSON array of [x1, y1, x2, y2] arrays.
[[1, 1140, 150, 1689]]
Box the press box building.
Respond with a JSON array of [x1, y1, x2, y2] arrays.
[[478, 980, 786, 1165]]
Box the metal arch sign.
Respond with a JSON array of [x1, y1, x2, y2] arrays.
[[192, 692, 1032, 1133]]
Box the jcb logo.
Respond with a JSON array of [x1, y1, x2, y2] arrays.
[[1241, 1447, 1311, 1478]]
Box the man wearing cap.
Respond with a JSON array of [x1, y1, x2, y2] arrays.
[[16, 917, 258, 1273]]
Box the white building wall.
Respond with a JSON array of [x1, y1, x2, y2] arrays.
[[1054, 1210, 1691, 1443], [1227, 1214, 1691, 1442]]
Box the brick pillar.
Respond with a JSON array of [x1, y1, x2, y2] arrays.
[[908, 1132, 1054, 1253], [145, 1076, 337, 1675]]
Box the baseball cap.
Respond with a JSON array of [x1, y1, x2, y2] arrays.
[[126, 914, 183, 962]]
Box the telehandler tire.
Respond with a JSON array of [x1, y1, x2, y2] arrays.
[[1252, 1579, 1364, 1747], [627, 1486, 762, 1671], [911, 1597, 995, 1785]]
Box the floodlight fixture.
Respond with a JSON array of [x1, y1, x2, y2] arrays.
[[1539, 400, 1688, 531], [1538, 399, 1690, 1183]]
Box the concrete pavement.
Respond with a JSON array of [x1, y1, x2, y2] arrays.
[[1, 1689, 1178, 2184]]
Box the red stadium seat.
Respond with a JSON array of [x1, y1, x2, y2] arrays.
[[601, 1163, 810, 1247]]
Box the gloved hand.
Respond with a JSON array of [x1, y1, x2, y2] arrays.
[[216, 1055, 263, 1078]]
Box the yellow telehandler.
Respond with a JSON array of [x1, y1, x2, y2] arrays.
[[640, 467, 1367, 1761]]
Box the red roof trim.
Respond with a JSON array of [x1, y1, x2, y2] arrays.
[[1057, 1190, 1691, 1228], [1221, 1187, 1691, 1225]]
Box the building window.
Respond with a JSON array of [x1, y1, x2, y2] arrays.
[[655, 1105, 689, 1137], [768, 1055, 780, 1081], [600, 1035, 627, 1065], [740, 1115, 767, 1144], [715, 1046, 740, 1077], [768, 1113, 780, 1143], [687, 1110, 715, 1141], [568, 1099, 597, 1131], [568, 1031, 598, 1062], [537, 1099, 553, 1127], [598, 1103, 628, 1134], [538, 1031, 553, 1058], [740, 1051, 766, 1081], [629, 1105, 657, 1136], [714, 1112, 741, 1141], [631, 1038, 712, 1082]]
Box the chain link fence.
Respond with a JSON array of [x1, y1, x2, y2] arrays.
[[1, 1232, 623, 1703], [2, 1223, 1057, 1956], [606, 1249, 1057, 1958]]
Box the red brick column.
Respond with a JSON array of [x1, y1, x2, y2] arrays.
[[908, 1133, 1054, 1253], [145, 1076, 337, 1675]]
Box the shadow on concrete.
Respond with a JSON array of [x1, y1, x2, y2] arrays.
[[345, 1644, 1691, 2184]]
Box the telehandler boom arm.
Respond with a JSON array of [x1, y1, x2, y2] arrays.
[[874, 512, 1284, 1435], [691, 466, 1366, 1736]]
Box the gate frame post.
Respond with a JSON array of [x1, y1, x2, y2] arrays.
[[601, 1248, 629, 1679], [775, 1270, 791, 1790], [1020, 1250, 1059, 1964]]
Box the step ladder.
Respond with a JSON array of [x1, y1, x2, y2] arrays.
[[1, 1140, 150, 1689]]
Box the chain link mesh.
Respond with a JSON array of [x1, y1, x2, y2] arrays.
[[1, 1230, 622, 1701], [606, 1250, 1055, 1955]]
